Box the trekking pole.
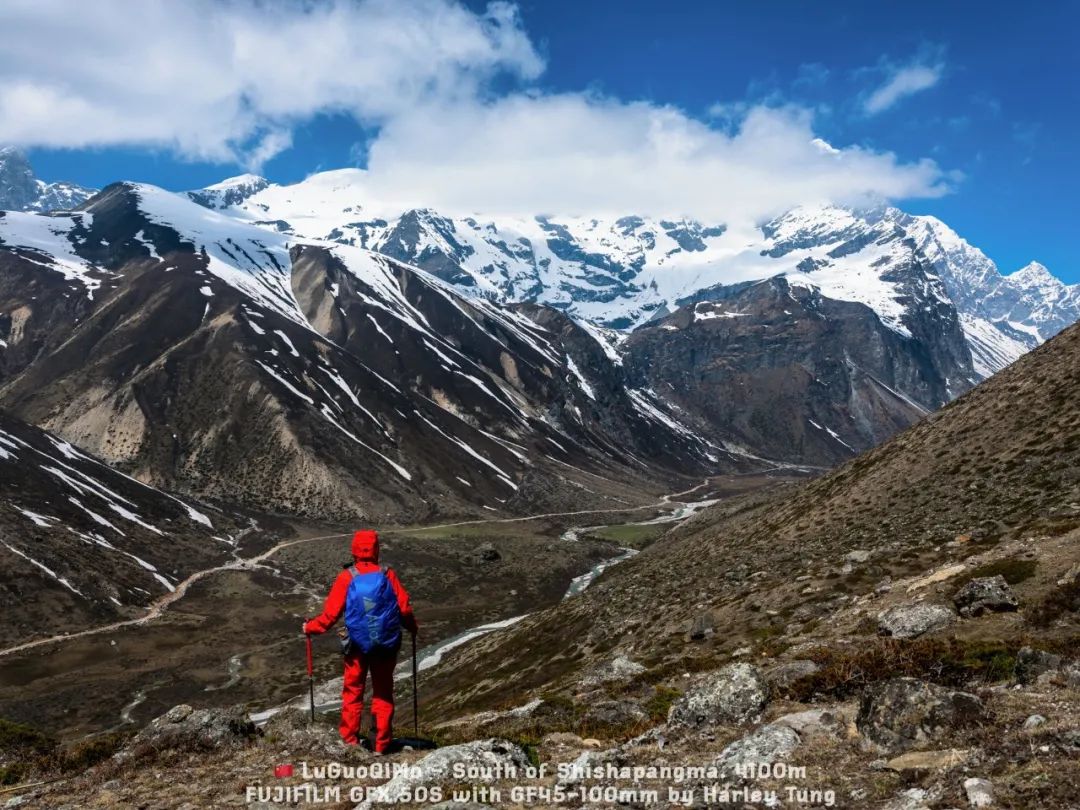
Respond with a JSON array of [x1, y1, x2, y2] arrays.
[[305, 632, 315, 722], [411, 631, 419, 737]]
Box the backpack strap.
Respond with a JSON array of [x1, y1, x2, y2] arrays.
[[348, 565, 359, 578]]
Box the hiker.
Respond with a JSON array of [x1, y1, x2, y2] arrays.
[[303, 529, 418, 753]]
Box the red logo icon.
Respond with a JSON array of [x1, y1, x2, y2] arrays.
[[274, 764, 294, 778]]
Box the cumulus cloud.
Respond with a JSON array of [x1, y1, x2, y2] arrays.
[[0, 0, 950, 219], [864, 61, 944, 115], [0, 0, 541, 167], [360, 97, 947, 222]]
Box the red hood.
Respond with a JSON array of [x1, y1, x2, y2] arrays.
[[351, 529, 380, 563]]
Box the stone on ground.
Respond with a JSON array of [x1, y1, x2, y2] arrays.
[[667, 663, 768, 728], [952, 575, 1019, 617], [856, 678, 985, 753], [877, 603, 956, 639]]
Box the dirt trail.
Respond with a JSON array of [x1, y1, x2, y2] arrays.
[[0, 475, 736, 659]]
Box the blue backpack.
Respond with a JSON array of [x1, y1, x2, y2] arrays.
[[343, 566, 402, 654]]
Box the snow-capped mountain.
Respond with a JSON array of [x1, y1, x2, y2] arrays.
[[1, 155, 1074, 497], [210, 170, 1075, 379], [0, 182, 748, 523], [0, 146, 96, 212], [185, 173, 271, 210]]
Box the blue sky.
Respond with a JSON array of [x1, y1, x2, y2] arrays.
[[7, 0, 1078, 281]]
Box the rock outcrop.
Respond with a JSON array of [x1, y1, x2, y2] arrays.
[[953, 575, 1019, 617], [856, 678, 985, 753], [667, 663, 768, 728], [877, 604, 957, 639]]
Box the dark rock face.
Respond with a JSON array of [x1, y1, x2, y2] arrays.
[[186, 175, 270, 210], [856, 678, 985, 753], [374, 209, 481, 288], [623, 276, 975, 465], [952, 575, 1019, 617]]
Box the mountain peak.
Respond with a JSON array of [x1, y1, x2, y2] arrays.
[[0, 145, 96, 212], [203, 173, 269, 191], [187, 174, 271, 209], [0, 144, 29, 162], [1011, 260, 1055, 283]]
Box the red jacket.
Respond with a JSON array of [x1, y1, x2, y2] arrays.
[[304, 561, 418, 636]]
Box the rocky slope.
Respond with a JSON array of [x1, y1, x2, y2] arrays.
[[0, 147, 95, 213], [0, 408, 246, 646], [398, 316, 1080, 807], [424, 308, 1080, 711], [623, 273, 970, 465], [0, 183, 735, 524]]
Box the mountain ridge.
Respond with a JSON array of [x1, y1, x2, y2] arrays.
[[212, 170, 1076, 378], [3, 148, 1075, 382], [0, 147, 96, 213]]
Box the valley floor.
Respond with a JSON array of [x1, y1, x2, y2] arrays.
[[0, 471, 804, 742]]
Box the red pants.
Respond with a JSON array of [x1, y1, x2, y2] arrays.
[[340, 648, 397, 752]]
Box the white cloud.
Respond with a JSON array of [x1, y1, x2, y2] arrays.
[[359, 97, 947, 223], [0, 0, 541, 168], [0, 0, 950, 218], [864, 62, 944, 115]]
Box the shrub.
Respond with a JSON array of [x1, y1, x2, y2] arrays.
[[781, 637, 1019, 701], [644, 686, 680, 722], [964, 558, 1037, 586], [1028, 578, 1080, 627]]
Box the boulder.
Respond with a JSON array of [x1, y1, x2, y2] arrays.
[[667, 663, 769, 728], [557, 748, 623, 786], [715, 723, 801, 779], [1055, 728, 1080, 751], [952, 576, 1019, 617], [356, 739, 529, 810], [856, 678, 985, 753], [963, 777, 994, 807], [877, 604, 956, 639], [885, 748, 971, 772], [764, 660, 820, 690], [261, 708, 356, 758], [581, 654, 645, 687], [581, 699, 648, 730], [1015, 647, 1064, 684], [687, 613, 714, 641], [1022, 714, 1046, 730], [471, 543, 500, 564], [882, 788, 935, 810], [773, 708, 847, 740], [115, 704, 256, 764]]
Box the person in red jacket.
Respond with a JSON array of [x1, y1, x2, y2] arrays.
[[303, 529, 418, 753]]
